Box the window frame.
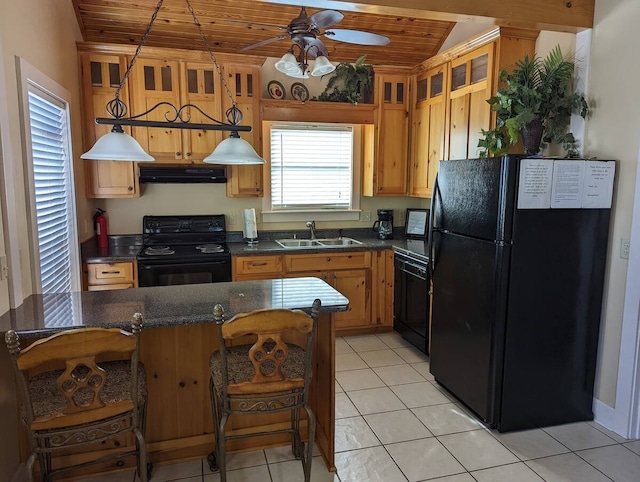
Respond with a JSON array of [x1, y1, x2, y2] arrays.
[[262, 121, 362, 223], [17, 58, 81, 294]]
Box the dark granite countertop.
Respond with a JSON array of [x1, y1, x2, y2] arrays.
[[0, 277, 348, 338], [227, 235, 428, 261], [80, 232, 428, 263], [81, 235, 143, 263]]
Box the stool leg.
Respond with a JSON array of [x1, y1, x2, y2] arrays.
[[303, 404, 316, 482], [25, 452, 37, 482], [218, 412, 229, 482], [207, 381, 221, 473], [133, 427, 148, 482], [291, 407, 300, 458]]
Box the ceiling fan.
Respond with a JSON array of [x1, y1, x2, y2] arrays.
[[230, 6, 390, 76]]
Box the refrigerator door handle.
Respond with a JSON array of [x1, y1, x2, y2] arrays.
[[427, 173, 442, 280]]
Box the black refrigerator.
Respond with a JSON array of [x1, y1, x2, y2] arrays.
[[428, 155, 613, 432]]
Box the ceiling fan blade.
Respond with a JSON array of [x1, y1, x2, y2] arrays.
[[305, 39, 329, 59], [324, 29, 390, 46], [226, 19, 287, 31], [308, 9, 344, 29], [240, 35, 288, 52]]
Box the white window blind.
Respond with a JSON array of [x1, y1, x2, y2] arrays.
[[270, 125, 353, 210], [27, 90, 75, 294]]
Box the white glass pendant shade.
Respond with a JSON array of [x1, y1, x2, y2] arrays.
[[203, 136, 266, 165], [275, 52, 301, 75], [286, 69, 310, 79], [80, 130, 154, 161], [311, 56, 335, 76]]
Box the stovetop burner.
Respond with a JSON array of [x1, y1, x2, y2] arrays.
[[144, 246, 176, 256], [196, 244, 224, 254]]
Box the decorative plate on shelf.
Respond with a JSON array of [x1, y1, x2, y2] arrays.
[[267, 80, 286, 100], [290, 82, 310, 102]]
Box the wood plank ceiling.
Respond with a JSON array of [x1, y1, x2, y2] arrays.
[[72, 0, 456, 68]]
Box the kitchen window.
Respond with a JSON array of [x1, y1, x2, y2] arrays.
[[18, 58, 81, 294], [262, 122, 361, 222]]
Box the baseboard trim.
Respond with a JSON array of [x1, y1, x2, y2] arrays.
[[593, 398, 615, 431]]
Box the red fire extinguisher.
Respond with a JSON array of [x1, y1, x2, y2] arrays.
[[94, 209, 109, 248]]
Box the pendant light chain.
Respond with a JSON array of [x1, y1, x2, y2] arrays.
[[185, 0, 242, 126], [114, 0, 165, 103]]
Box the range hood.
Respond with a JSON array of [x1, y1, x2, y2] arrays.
[[139, 165, 227, 183]]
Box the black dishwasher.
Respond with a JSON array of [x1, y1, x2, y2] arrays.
[[394, 250, 430, 354]]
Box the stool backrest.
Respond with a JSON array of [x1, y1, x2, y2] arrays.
[[5, 314, 143, 431], [215, 299, 320, 396]]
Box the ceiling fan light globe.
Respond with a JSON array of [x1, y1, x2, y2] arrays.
[[203, 136, 266, 165], [80, 130, 155, 161], [275, 52, 300, 74], [311, 56, 335, 76]]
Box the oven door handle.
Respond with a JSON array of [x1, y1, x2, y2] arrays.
[[139, 259, 230, 269]]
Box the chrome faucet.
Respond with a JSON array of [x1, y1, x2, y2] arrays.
[[306, 221, 317, 239]]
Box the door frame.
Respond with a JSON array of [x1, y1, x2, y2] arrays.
[[613, 144, 640, 440]]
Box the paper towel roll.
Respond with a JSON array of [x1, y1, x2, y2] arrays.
[[243, 208, 258, 240]]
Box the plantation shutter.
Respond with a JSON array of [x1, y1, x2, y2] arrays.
[[270, 125, 353, 210], [28, 90, 75, 294]]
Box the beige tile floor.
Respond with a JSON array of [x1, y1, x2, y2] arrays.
[[79, 332, 640, 482]]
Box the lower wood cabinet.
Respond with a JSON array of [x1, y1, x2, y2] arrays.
[[232, 254, 283, 281], [84, 261, 137, 290], [232, 250, 393, 334]]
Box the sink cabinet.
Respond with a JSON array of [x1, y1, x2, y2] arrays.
[[232, 249, 393, 334], [232, 254, 283, 281]]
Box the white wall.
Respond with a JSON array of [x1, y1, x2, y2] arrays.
[[0, 0, 84, 476], [0, 0, 88, 300], [586, 0, 640, 409]]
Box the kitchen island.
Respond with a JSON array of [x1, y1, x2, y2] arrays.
[[1, 277, 348, 476]]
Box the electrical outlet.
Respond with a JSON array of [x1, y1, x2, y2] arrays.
[[361, 211, 371, 222], [397, 210, 405, 225], [228, 212, 237, 225], [621, 238, 630, 259]]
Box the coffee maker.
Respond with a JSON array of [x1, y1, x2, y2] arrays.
[[373, 209, 394, 239]]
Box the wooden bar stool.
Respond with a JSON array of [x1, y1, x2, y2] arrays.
[[4, 314, 151, 482], [207, 299, 321, 482]]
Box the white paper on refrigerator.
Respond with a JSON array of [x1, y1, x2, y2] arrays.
[[517, 158, 553, 209], [551, 160, 585, 209], [582, 161, 615, 208]]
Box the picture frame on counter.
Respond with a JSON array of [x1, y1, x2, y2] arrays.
[[405, 208, 429, 239]]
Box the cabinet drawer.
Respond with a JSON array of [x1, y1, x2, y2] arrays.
[[233, 255, 283, 277], [285, 251, 371, 273], [87, 262, 134, 285]]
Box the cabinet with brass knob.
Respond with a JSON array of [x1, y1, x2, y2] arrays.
[[284, 251, 371, 331], [363, 68, 410, 197], [79, 53, 140, 198]]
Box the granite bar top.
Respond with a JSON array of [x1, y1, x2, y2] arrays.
[[0, 277, 349, 338]]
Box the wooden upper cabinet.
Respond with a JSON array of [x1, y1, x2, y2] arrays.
[[180, 61, 224, 162], [130, 58, 184, 162], [363, 71, 410, 197], [80, 53, 139, 198], [222, 64, 264, 197], [445, 44, 494, 160], [409, 65, 447, 198]]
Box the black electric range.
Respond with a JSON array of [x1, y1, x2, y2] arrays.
[[137, 215, 231, 287]]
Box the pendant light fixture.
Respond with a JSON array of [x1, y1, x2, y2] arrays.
[[81, 0, 265, 165], [274, 43, 336, 79]]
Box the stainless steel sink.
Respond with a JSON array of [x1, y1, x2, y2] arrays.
[[275, 237, 363, 249], [275, 239, 322, 248], [316, 238, 363, 246]]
